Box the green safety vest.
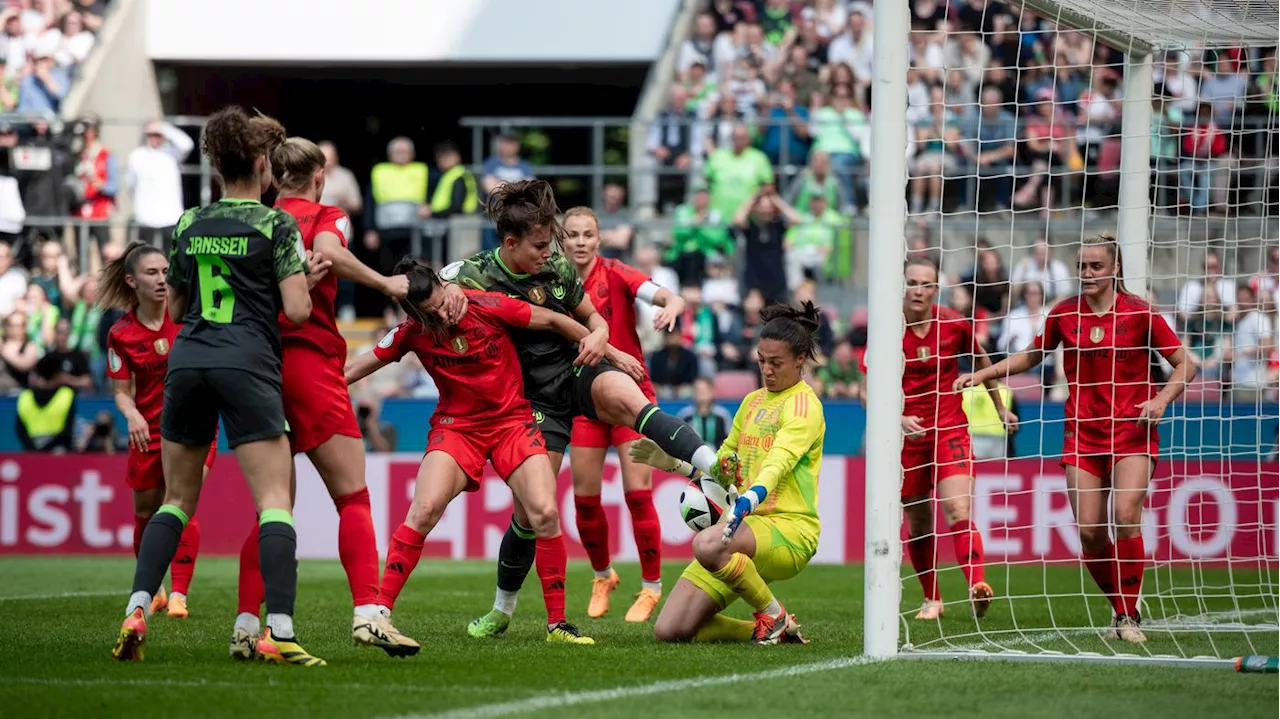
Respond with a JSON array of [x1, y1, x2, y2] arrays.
[[16, 386, 75, 444], [430, 165, 479, 214], [962, 384, 1012, 437], [370, 162, 429, 204]]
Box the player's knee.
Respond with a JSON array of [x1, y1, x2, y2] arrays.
[[1078, 525, 1109, 554], [652, 615, 693, 643], [941, 498, 970, 526], [692, 528, 729, 569], [524, 501, 560, 538], [406, 498, 446, 535]]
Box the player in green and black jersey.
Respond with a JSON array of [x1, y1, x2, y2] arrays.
[[112, 107, 326, 667], [436, 180, 721, 637]]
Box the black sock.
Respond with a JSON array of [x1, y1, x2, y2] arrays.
[[259, 521, 298, 619], [634, 403, 707, 465], [496, 516, 536, 593], [131, 512, 185, 595]]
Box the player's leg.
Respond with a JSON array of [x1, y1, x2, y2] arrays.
[[901, 442, 943, 620], [129, 477, 168, 614], [506, 452, 594, 644], [167, 452, 213, 619], [232, 453, 295, 658], [617, 434, 664, 622], [570, 417, 617, 618], [690, 519, 799, 644], [587, 369, 718, 477], [936, 473, 992, 618], [1064, 457, 1121, 623], [1109, 454, 1154, 643], [652, 575, 740, 643]]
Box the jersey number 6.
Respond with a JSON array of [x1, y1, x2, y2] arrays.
[[196, 255, 236, 324]]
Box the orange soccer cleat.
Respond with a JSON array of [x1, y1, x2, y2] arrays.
[[970, 582, 994, 619], [111, 608, 147, 661], [623, 588, 662, 623], [587, 569, 619, 619], [149, 585, 168, 615]]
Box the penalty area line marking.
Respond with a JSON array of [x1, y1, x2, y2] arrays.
[[0, 676, 514, 694], [0, 590, 120, 602], [383, 655, 884, 719]]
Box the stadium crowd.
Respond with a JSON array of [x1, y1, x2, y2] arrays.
[[0, 0, 1277, 438]]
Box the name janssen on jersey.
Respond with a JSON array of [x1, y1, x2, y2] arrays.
[[186, 236, 248, 256]]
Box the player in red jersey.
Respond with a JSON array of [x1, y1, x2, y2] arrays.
[[100, 242, 217, 620], [227, 137, 418, 658], [345, 259, 597, 645], [561, 207, 685, 622], [958, 233, 1196, 643], [860, 257, 1014, 621]]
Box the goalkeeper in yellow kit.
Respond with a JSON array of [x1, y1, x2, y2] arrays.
[[631, 302, 825, 645]]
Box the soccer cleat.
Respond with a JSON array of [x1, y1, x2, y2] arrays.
[[1106, 614, 1147, 644], [780, 614, 810, 645], [255, 628, 326, 666], [750, 606, 791, 645], [587, 570, 619, 618], [623, 588, 662, 623], [149, 585, 168, 615], [915, 599, 945, 621], [111, 608, 147, 661], [710, 453, 744, 489], [229, 627, 258, 660], [353, 613, 421, 658], [546, 621, 595, 645], [970, 582, 994, 619], [467, 609, 512, 638], [167, 593, 189, 619]]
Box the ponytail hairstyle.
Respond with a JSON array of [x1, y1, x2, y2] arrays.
[[1081, 231, 1130, 295], [272, 137, 326, 195], [201, 105, 286, 185], [485, 179, 564, 247], [97, 241, 165, 311], [392, 257, 448, 337], [759, 300, 824, 367]]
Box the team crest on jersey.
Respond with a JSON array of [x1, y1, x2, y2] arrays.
[[153, 338, 170, 356], [533, 410, 545, 424], [451, 336, 469, 354], [552, 284, 566, 300], [107, 348, 121, 373], [529, 287, 547, 305], [1089, 326, 1104, 343], [916, 346, 929, 360]]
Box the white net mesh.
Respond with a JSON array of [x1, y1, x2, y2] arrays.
[[892, 0, 1279, 662]]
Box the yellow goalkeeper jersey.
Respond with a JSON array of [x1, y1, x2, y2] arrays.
[[721, 380, 825, 524]]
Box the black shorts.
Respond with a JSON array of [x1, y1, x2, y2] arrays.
[[162, 368, 287, 449], [532, 360, 625, 454]]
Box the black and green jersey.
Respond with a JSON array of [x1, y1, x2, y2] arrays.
[[440, 248, 586, 417], [166, 198, 307, 376]]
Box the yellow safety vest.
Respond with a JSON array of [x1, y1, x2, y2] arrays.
[[370, 162, 429, 204], [430, 165, 479, 214], [962, 383, 1012, 437], [16, 386, 75, 443]]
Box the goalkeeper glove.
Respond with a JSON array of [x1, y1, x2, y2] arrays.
[[627, 439, 697, 478], [722, 485, 767, 545], [709, 453, 743, 490]]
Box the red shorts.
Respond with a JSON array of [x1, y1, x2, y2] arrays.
[[901, 426, 973, 499], [282, 344, 361, 455], [427, 416, 547, 490], [570, 379, 655, 449], [1060, 423, 1158, 479], [126, 442, 217, 491]]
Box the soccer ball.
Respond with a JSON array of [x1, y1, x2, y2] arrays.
[[679, 478, 738, 532]]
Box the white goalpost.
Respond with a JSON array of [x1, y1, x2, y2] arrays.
[[865, 0, 1280, 665]]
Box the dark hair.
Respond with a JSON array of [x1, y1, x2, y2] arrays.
[[97, 241, 164, 310], [33, 352, 61, 383], [392, 257, 446, 335], [201, 105, 286, 184], [433, 141, 459, 157], [759, 301, 823, 364], [485, 179, 562, 245]]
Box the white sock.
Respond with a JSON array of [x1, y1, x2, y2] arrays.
[[354, 603, 382, 620], [235, 612, 261, 635], [493, 588, 518, 616], [691, 446, 718, 475], [642, 580, 663, 594], [377, 604, 391, 618], [170, 592, 186, 603], [594, 567, 614, 579], [125, 591, 151, 617], [761, 598, 783, 617], [266, 613, 294, 639]]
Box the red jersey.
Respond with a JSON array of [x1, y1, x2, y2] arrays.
[[275, 196, 351, 359], [373, 290, 534, 426], [583, 256, 653, 382], [1034, 293, 1182, 450], [106, 310, 180, 449], [861, 305, 977, 433]]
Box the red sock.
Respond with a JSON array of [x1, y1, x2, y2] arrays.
[[132, 514, 148, 557], [236, 522, 264, 616], [949, 519, 985, 586], [170, 517, 200, 596], [1083, 541, 1121, 615], [535, 534, 568, 626], [1116, 536, 1145, 617], [334, 488, 381, 607], [906, 533, 940, 601], [379, 523, 426, 612], [625, 490, 662, 583], [573, 494, 611, 572]]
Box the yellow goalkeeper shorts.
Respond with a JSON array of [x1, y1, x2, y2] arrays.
[[680, 513, 820, 611]]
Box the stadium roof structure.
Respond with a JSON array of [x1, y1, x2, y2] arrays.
[[1020, 0, 1280, 54]]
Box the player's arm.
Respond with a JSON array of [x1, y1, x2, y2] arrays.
[[273, 216, 316, 324], [724, 396, 824, 541], [106, 336, 150, 453], [348, 321, 411, 385], [314, 229, 407, 300], [570, 293, 610, 367], [1139, 311, 1199, 425], [344, 351, 389, 386], [958, 312, 1057, 390], [969, 325, 1018, 430]]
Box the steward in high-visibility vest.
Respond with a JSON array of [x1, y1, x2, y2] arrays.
[[428, 141, 478, 219], [16, 354, 76, 452], [962, 382, 1015, 460], [369, 137, 429, 233]]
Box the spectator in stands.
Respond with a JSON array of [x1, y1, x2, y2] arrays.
[[29, 239, 75, 310], [784, 192, 840, 290], [357, 396, 397, 452], [12, 119, 73, 244], [77, 409, 121, 453], [1176, 249, 1236, 329], [1155, 51, 1199, 113], [423, 140, 478, 263], [318, 141, 363, 217], [16, 44, 69, 115], [0, 8, 28, 76], [949, 282, 991, 356], [648, 328, 699, 399], [49, 10, 95, 68], [1, 309, 36, 391], [1183, 281, 1230, 380], [72, 116, 117, 248], [1229, 285, 1275, 402], [962, 87, 1018, 212], [768, 29, 823, 100], [1150, 88, 1185, 206], [72, 0, 105, 33], [966, 245, 1011, 319], [909, 85, 960, 214], [595, 182, 634, 260], [648, 85, 697, 209], [812, 338, 861, 399], [1249, 245, 1278, 311], [0, 130, 23, 245], [676, 284, 720, 377], [667, 186, 731, 287], [14, 352, 75, 452], [998, 281, 1060, 389], [44, 316, 91, 390], [1014, 88, 1077, 211], [826, 7, 873, 98], [718, 287, 764, 371], [0, 240, 24, 315], [679, 60, 717, 115], [759, 78, 811, 168], [704, 122, 773, 219], [732, 186, 795, 305], [678, 377, 732, 448], [808, 82, 867, 209], [127, 120, 194, 249], [699, 92, 745, 158], [479, 132, 534, 249], [758, 0, 793, 47], [63, 272, 104, 387], [1199, 51, 1248, 127], [1180, 101, 1232, 214], [1010, 237, 1072, 302], [700, 251, 738, 307], [677, 12, 720, 78], [787, 150, 848, 213], [365, 136, 429, 275], [945, 30, 990, 91], [0, 58, 16, 112]]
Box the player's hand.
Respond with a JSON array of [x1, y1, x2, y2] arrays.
[[1000, 409, 1020, 433], [305, 250, 333, 290], [1136, 398, 1167, 426], [627, 438, 680, 472], [607, 346, 647, 382], [382, 274, 409, 301], [901, 415, 926, 439], [721, 490, 758, 545], [576, 328, 608, 366], [953, 373, 979, 391], [126, 411, 150, 453], [652, 296, 685, 332], [439, 283, 469, 324]]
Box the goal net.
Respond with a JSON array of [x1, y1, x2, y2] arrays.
[[863, 0, 1280, 665]]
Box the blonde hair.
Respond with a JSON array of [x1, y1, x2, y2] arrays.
[[1081, 231, 1130, 295], [97, 241, 164, 311], [562, 206, 599, 230], [272, 137, 326, 194]]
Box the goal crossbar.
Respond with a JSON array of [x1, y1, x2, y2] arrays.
[[1019, 0, 1280, 54]]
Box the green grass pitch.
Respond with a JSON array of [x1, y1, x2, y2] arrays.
[[0, 556, 1274, 718]]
